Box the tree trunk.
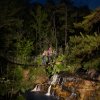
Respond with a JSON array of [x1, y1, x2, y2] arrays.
[[98, 26, 99, 34], [53, 12, 58, 52], [65, 7, 68, 50]]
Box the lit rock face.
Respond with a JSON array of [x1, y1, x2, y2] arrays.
[[51, 75, 100, 100], [31, 73, 100, 100], [35, 75, 48, 84]]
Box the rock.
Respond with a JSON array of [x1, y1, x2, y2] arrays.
[[35, 76, 48, 84], [87, 69, 99, 80], [54, 85, 71, 99], [23, 69, 29, 81], [97, 75, 100, 81], [87, 69, 96, 77]]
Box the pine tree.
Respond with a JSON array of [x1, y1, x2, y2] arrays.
[[74, 8, 100, 33], [66, 33, 100, 71], [31, 5, 50, 53]]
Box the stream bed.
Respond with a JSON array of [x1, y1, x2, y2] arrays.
[[27, 73, 100, 100]]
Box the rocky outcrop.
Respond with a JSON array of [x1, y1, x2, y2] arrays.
[[51, 75, 100, 100], [31, 73, 100, 100], [87, 69, 100, 81], [35, 75, 48, 84]]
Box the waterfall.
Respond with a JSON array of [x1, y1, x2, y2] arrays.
[[31, 84, 40, 92], [45, 85, 52, 96], [45, 74, 58, 96], [51, 74, 58, 85]]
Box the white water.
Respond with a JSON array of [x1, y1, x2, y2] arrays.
[[51, 74, 58, 85], [31, 74, 58, 96], [31, 85, 40, 92], [45, 85, 52, 96], [45, 74, 58, 96]]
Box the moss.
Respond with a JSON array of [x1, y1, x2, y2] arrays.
[[16, 95, 25, 100]]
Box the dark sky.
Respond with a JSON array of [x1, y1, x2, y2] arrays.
[[73, 0, 100, 9], [31, 0, 100, 9]]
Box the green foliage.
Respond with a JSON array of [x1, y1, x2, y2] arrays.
[[45, 54, 66, 75], [1, 1, 100, 99], [35, 55, 42, 66], [0, 0, 23, 29], [8, 35, 33, 64], [66, 33, 100, 71], [9, 66, 24, 91], [83, 58, 100, 70], [46, 63, 66, 75], [31, 5, 51, 52], [74, 8, 100, 32], [14, 66, 23, 82], [65, 64, 81, 73], [69, 34, 100, 56], [0, 66, 23, 97], [52, 64, 65, 74], [0, 77, 10, 96], [0, 65, 47, 97], [0, 0, 31, 57], [16, 95, 25, 100], [56, 54, 65, 62], [46, 66, 53, 76], [15, 38, 33, 57], [29, 67, 47, 82]]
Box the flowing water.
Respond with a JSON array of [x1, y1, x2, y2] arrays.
[[30, 74, 59, 99], [1, 57, 99, 100], [45, 74, 58, 96], [29, 73, 100, 100], [45, 85, 52, 96], [51, 74, 58, 85], [31, 84, 41, 92]]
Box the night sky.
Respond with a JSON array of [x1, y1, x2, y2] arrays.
[[31, 0, 100, 9], [73, 0, 100, 9]]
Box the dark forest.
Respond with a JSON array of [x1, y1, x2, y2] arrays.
[[0, 0, 100, 100]]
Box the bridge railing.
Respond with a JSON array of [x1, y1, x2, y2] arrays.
[[0, 52, 41, 65]]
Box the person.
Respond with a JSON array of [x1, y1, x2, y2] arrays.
[[47, 47, 53, 63], [42, 50, 47, 65]]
